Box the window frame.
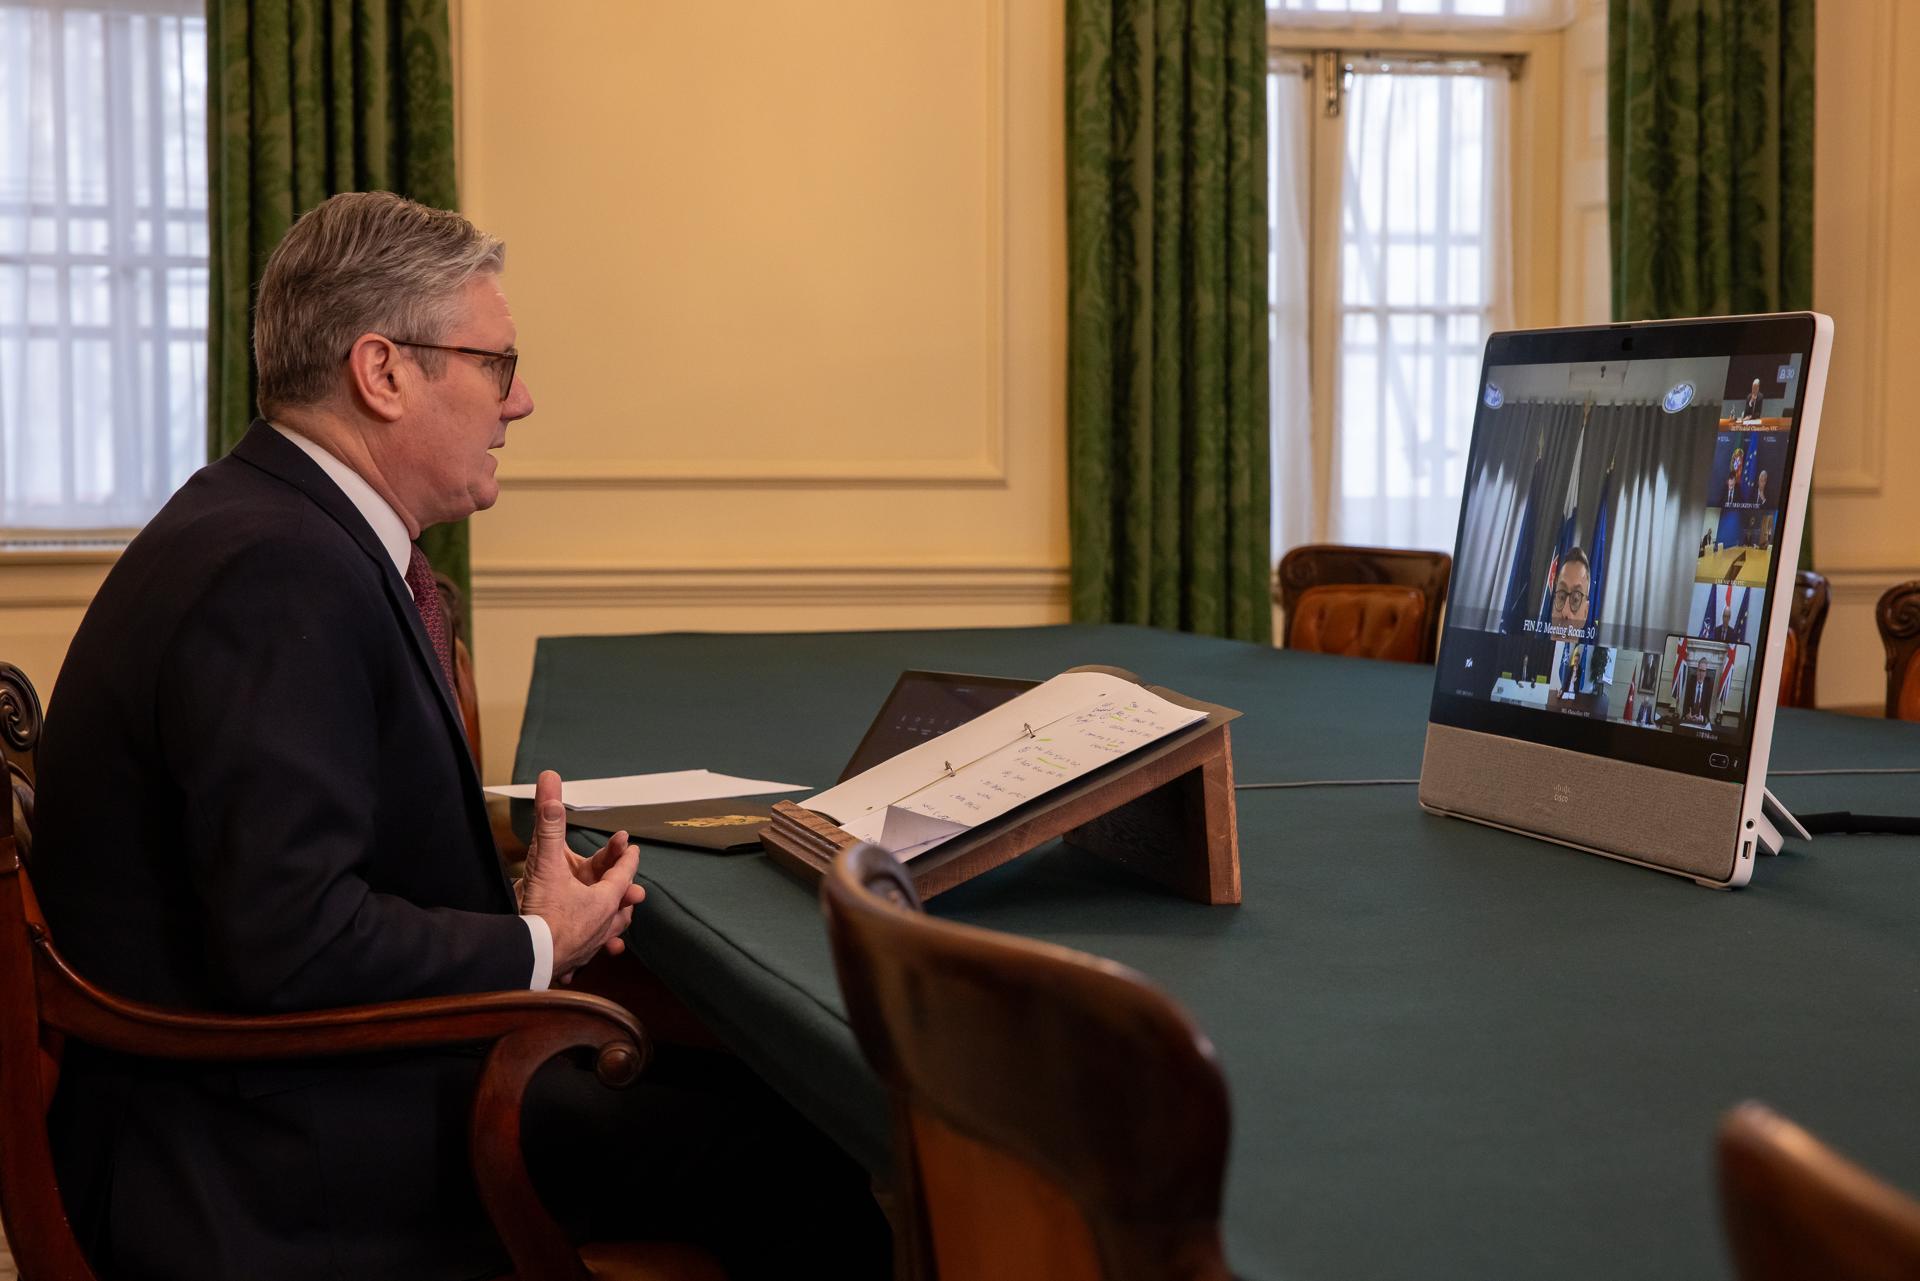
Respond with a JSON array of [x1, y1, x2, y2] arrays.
[[0, 0, 210, 550], [1267, 20, 1565, 552]]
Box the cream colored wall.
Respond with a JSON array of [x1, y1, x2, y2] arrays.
[[455, 0, 1070, 780], [6, 1, 1908, 764], [1809, 0, 1919, 710]]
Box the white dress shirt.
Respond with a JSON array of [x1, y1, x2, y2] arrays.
[[272, 423, 554, 991]]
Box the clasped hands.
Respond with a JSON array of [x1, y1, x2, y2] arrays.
[[516, 769, 646, 983]]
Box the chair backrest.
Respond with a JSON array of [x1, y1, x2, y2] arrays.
[[1287, 583, 1428, 663], [1778, 571, 1830, 708], [820, 843, 1231, 1281], [1719, 1102, 1920, 1280], [1276, 544, 1451, 663], [0, 662, 41, 862], [1876, 580, 1920, 721], [0, 664, 101, 1278]]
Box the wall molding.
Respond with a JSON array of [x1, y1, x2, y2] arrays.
[[494, 454, 1009, 490], [1821, 565, 1920, 604], [470, 560, 1069, 609], [0, 558, 115, 610], [1813, 0, 1895, 495], [494, 0, 1011, 493]]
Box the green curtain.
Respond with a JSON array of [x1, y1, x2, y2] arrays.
[[1608, 0, 1815, 565], [1066, 0, 1271, 642], [207, 0, 470, 615]]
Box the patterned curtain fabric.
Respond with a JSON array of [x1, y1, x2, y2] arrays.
[[207, 0, 470, 612], [1067, 0, 1272, 642], [1607, 0, 1814, 563]]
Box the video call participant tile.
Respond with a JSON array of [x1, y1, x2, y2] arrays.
[[1720, 353, 1803, 425], [1655, 635, 1753, 737]]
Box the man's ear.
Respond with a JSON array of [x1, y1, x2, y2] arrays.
[[344, 333, 407, 423]]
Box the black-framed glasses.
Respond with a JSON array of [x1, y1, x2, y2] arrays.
[[1552, 588, 1588, 613], [386, 339, 519, 399]]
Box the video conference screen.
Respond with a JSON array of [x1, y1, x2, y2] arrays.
[[1430, 320, 1814, 781]]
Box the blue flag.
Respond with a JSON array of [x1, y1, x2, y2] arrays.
[[1498, 450, 1546, 635], [1699, 588, 1717, 639], [1733, 586, 1752, 643], [1583, 467, 1613, 686], [1743, 431, 1759, 499]]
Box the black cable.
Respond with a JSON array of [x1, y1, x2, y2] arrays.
[[1233, 779, 1416, 790], [1795, 812, 1920, 836]]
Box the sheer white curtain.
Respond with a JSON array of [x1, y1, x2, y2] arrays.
[[1267, 61, 1313, 560], [1267, 0, 1573, 30], [0, 0, 208, 533], [1333, 65, 1511, 551]]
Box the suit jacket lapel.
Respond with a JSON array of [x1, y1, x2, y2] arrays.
[[229, 422, 511, 899]]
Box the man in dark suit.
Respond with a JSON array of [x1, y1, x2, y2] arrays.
[[31, 194, 882, 1279]]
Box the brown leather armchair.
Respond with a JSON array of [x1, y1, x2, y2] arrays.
[[1877, 581, 1920, 721], [1718, 1102, 1920, 1280], [1778, 571, 1830, 708], [1286, 583, 1428, 663], [0, 662, 721, 1281], [1276, 544, 1451, 663]]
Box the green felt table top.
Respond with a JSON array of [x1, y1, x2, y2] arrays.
[[515, 625, 1920, 1281]]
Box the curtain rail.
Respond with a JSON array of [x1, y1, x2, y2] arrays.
[[1269, 44, 1526, 79]]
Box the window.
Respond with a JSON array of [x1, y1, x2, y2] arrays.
[[0, 0, 209, 535], [1270, 50, 1515, 557], [1267, 0, 1568, 561]]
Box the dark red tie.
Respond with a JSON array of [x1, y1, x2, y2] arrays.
[[404, 545, 457, 696]]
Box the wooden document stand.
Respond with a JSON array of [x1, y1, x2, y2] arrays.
[[760, 670, 1242, 904]]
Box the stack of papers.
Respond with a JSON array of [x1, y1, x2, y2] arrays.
[[806, 671, 1206, 860], [485, 769, 808, 812]]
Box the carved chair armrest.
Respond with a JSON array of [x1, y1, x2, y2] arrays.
[[32, 933, 644, 1281]]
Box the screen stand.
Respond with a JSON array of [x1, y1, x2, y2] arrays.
[[1755, 787, 1812, 856]]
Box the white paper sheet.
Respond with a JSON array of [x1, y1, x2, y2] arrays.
[[808, 671, 1207, 860], [484, 769, 808, 810]]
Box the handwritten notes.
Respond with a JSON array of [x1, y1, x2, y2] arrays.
[[809, 672, 1206, 860]]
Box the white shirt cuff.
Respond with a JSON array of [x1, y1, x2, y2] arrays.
[[522, 914, 554, 990]]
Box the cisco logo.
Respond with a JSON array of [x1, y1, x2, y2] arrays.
[[1662, 381, 1695, 413], [1552, 782, 1572, 805]]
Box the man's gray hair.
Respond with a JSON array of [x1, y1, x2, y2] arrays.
[[253, 191, 505, 416]]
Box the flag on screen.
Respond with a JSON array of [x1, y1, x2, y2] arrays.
[[1743, 431, 1759, 498], [1498, 447, 1547, 635], [1733, 586, 1752, 641], [1670, 637, 1689, 702], [1583, 465, 1614, 686], [1537, 427, 1586, 628], [1716, 647, 1736, 704], [1624, 672, 1637, 722], [1699, 588, 1717, 639]]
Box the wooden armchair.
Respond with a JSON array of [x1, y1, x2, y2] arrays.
[[1276, 544, 1452, 663], [1718, 1102, 1920, 1280], [1876, 580, 1920, 721], [1, 663, 37, 866], [0, 663, 720, 1281], [820, 842, 1231, 1281], [1778, 571, 1830, 708]]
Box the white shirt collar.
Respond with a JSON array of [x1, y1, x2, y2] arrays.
[[270, 422, 414, 586]]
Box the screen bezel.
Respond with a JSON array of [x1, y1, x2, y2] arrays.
[[1427, 314, 1819, 783]]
